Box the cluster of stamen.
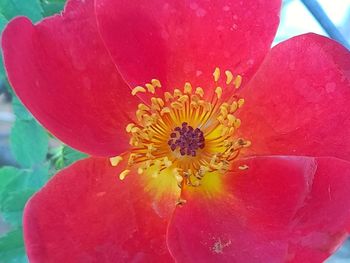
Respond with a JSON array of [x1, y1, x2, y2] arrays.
[[110, 67, 251, 188]]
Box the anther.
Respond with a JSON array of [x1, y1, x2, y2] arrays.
[[110, 156, 123, 166], [160, 107, 171, 115], [126, 123, 135, 133], [234, 75, 242, 89], [132, 86, 146, 96], [164, 92, 173, 101], [171, 101, 183, 109], [184, 82, 192, 94], [119, 169, 130, 180], [157, 98, 164, 107], [145, 83, 155, 93], [173, 89, 182, 97], [176, 199, 187, 206], [238, 164, 249, 170], [227, 114, 236, 126], [195, 87, 204, 97], [151, 79, 162, 88], [213, 67, 221, 82], [220, 106, 228, 118], [215, 86, 223, 99], [163, 157, 173, 167], [178, 95, 189, 103], [238, 98, 245, 108], [242, 140, 252, 147], [225, 70, 233, 84], [230, 101, 238, 113], [234, 118, 241, 128], [138, 103, 150, 111], [128, 153, 139, 165]]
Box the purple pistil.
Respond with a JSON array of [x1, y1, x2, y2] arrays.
[[168, 122, 205, 157]]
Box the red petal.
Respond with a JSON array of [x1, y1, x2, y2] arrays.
[[2, 0, 140, 156], [167, 156, 350, 262], [95, 0, 281, 92], [288, 157, 350, 262], [167, 156, 316, 263], [238, 33, 350, 161], [24, 157, 177, 262]]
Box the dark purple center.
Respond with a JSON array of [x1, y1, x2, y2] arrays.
[[168, 122, 205, 157]]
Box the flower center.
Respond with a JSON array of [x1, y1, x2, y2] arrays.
[[168, 122, 205, 156], [110, 67, 251, 187]]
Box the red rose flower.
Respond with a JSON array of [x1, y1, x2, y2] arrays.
[[2, 0, 350, 262]]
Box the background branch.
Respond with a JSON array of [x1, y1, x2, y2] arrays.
[[301, 0, 350, 49]]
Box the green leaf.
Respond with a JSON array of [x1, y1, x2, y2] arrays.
[[0, 166, 48, 227], [11, 97, 33, 121], [62, 146, 87, 167], [1, 211, 23, 229], [24, 164, 49, 189], [10, 119, 49, 168], [0, 0, 43, 22], [50, 145, 87, 170], [0, 12, 7, 30], [0, 165, 48, 192], [1, 189, 36, 212], [0, 228, 23, 252], [0, 228, 27, 263], [0, 189, 34, 226], [0, 167, 25, 192], [0, 166, 36, 227], [40, 0, 64, 16], [0, 13, 8, 83]]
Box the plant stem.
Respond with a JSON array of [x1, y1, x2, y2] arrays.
[[300, 0, 350, 49]]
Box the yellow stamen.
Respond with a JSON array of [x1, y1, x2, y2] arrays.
[[176, 199, 187, 206], [184, 82, 192, 94], [238, 98, 245, 108], [145, 83, 155, 93], [234, 75, 242, 89], [110, 156, 123, 166], [227, 114, 236, 126], [157, 98, 164, 107], [173, 89, 182, 97], [195, 87, 204, 97], [178, 95, 189, 103], [151, 79, 162, 88], [225, 70, 234, 85], [160, 107, 171, 115], [126, 123, 135, 133], [119, 169, 130, 180], [238, 164, 249, 170], [116, 69, 250, 195], [220, 105, 228, 118], [128, 153, 139, 165], [171, 101, 183, 109], [234, 120, 241, 129], [163, 157, 173, 168], [164, 92, 173, 101], [230, 101, 238, 113], [215, 86, 223, 99], [138, 103, 150, 111], [132, 86, 146, 96], [213, 67, 221, 82], [242, 140, 252, 148], [174, 173, 183, 185]]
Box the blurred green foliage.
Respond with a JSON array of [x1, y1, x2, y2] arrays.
[[0, 1, 87, 262]]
